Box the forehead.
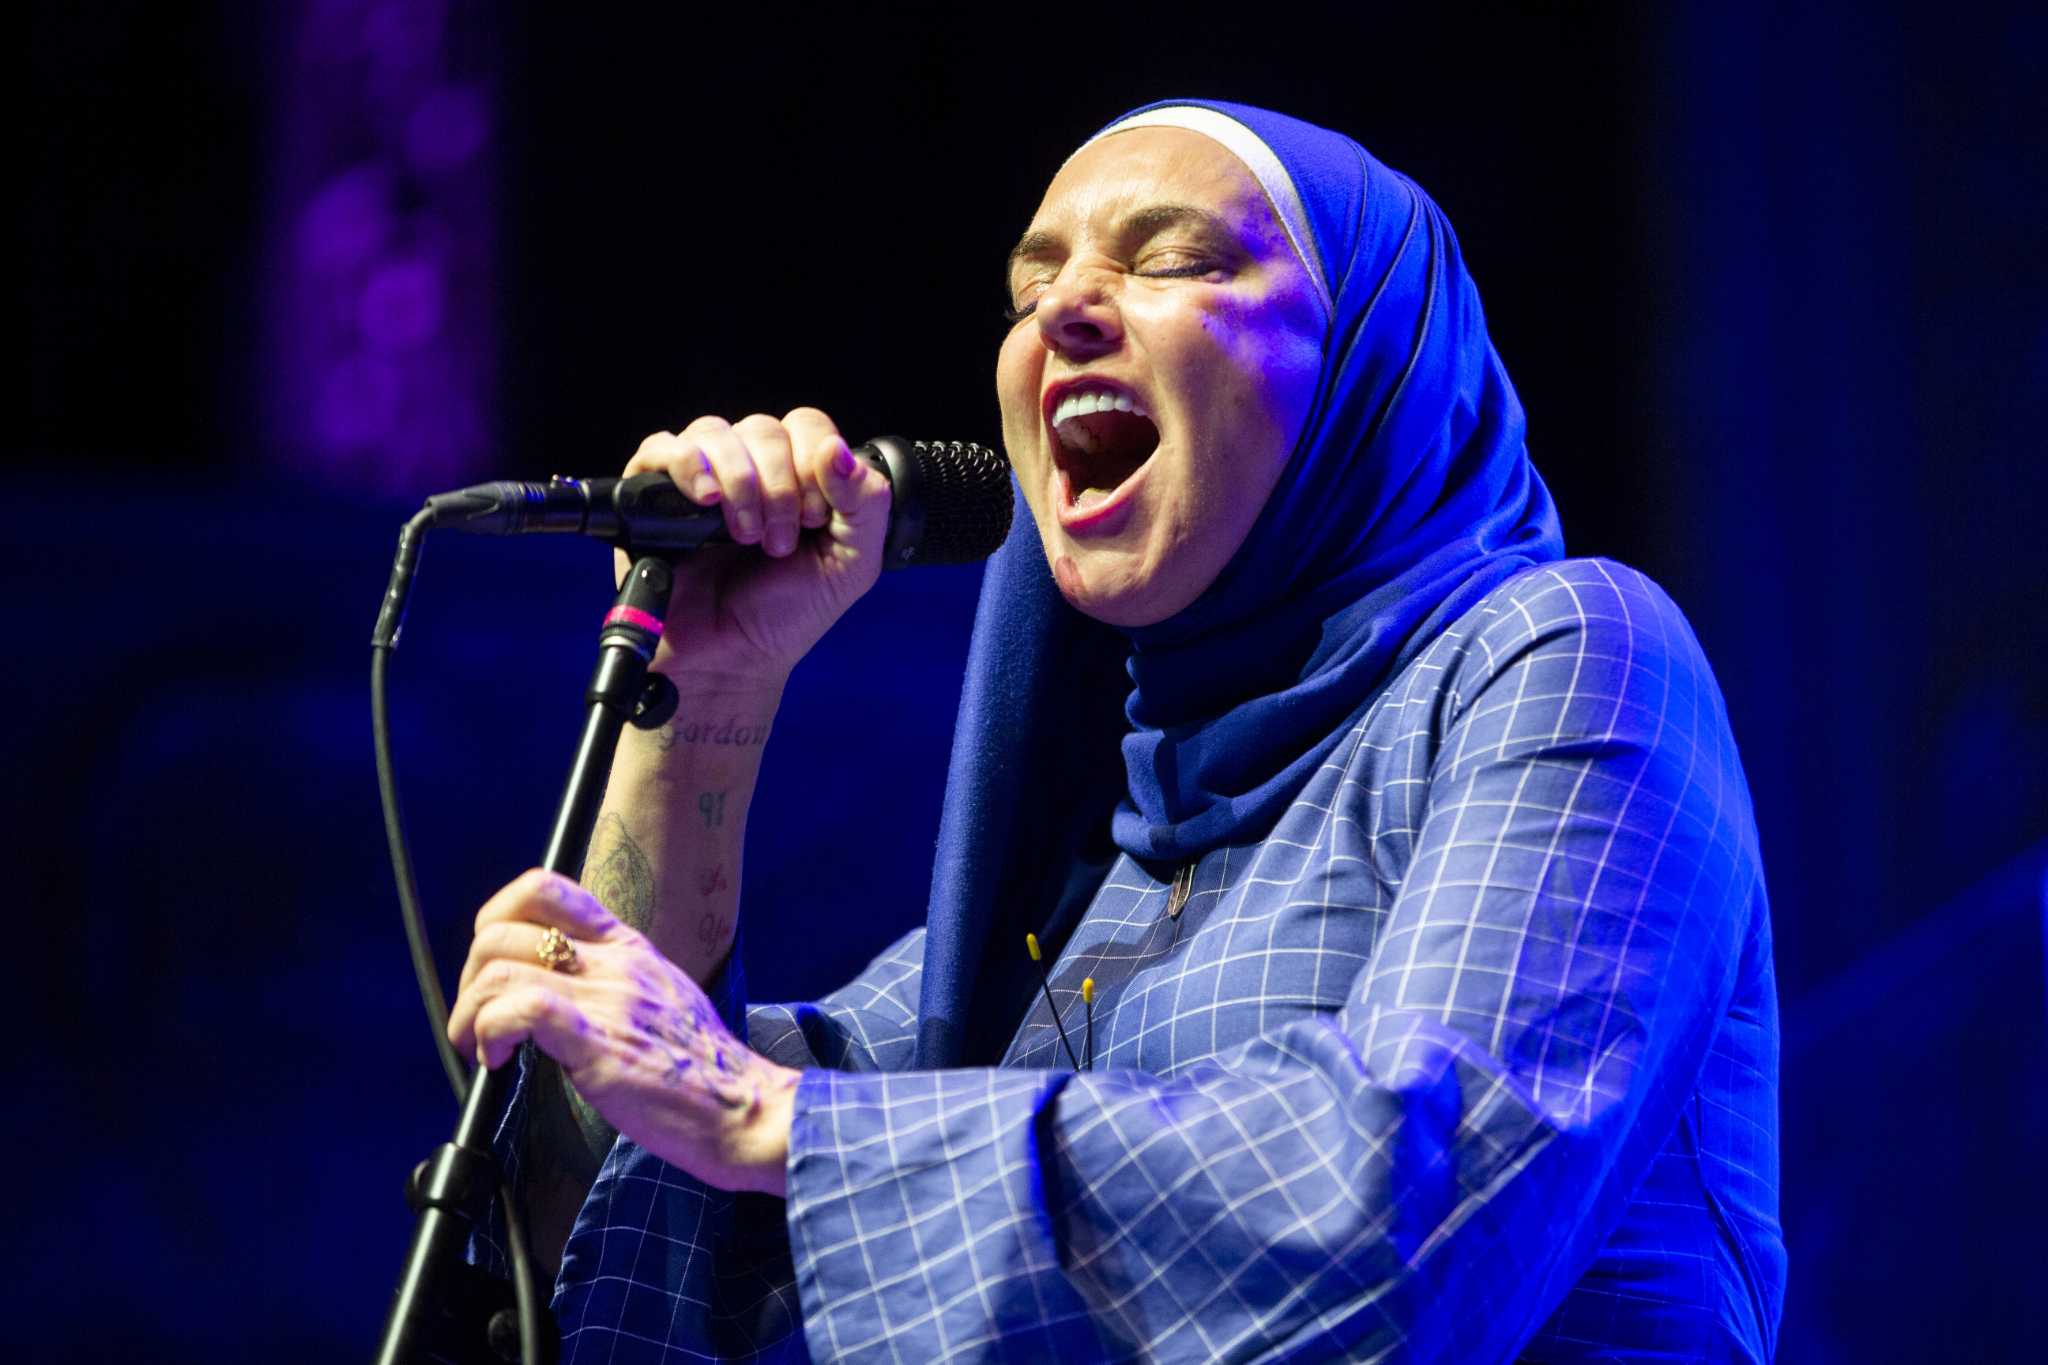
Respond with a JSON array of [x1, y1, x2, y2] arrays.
[[1021, 126, 1285, 249]]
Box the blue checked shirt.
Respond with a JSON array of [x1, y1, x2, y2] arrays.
[[478, 559, 1785, 1363]]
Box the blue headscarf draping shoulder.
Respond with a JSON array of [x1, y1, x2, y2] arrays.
[[911, 100, 1564, 1068]]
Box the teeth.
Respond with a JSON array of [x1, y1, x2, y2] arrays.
[[1051, 386, 1149, 429]]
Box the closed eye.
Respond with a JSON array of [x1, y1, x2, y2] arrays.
[[1005, 259, 1220, 322]]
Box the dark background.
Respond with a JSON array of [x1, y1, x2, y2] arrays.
[[19, 2, 2045, 1360]]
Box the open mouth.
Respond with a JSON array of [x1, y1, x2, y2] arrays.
[[1049, 387, 1161, 510]]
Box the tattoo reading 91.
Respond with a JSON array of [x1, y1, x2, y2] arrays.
[[655, 717, 770, 753], [698, 790, 726, 828]]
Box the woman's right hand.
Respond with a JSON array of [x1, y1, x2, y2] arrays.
[[620, 407, 891, 693]]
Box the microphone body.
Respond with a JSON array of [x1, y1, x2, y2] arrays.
[[423, 436, 1012, 569]]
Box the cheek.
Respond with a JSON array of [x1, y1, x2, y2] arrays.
[[994, 332, 1036, 428], [1209, 305, 1322, 471], [1262, 291, 1328, 431], [1266, 320, 1324, 431], [994, 335, 1058, 529]]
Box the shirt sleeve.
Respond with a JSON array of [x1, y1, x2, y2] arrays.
[[782, 565, 1765, 1362], [748, 926, 927, 1073]]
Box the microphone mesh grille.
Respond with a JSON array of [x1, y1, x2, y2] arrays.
[[910, 441, 1014, 564]]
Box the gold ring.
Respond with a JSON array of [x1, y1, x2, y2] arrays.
[[535, 925, 580, 973]]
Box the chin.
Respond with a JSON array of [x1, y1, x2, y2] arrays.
[[1043, 540, 1189, 629]]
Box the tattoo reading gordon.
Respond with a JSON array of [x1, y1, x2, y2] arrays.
[[656, 717, 771, 754], [585, 812, 656, 932]]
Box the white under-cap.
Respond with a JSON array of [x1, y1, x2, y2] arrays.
[[1070, 105, 1332, 319]]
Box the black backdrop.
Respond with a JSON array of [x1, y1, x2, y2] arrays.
[[20, 2, 2044, 1360]]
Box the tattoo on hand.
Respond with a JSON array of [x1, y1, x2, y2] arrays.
[[698, 790, 726, 828], [586, 813, 656, 932]]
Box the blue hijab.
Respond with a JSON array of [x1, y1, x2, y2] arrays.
[[912, 100, 1564, 1068]]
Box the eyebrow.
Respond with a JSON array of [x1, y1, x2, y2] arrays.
[[1004, 203, 1237, 277]]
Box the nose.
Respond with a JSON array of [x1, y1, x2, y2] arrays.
[[1034, 265, 1122, 359]]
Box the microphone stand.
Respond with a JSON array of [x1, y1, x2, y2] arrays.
[[373, 554, 678, 1365]]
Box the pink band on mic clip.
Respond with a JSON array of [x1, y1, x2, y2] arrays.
[[603, 606, 664, 637]]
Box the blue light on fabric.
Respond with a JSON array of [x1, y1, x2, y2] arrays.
[[913, 100, 1564, 1068]]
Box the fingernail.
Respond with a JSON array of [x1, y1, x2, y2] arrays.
[[692, 475, 720, 503], [767, 528, 793, 556], [832, 445, 856, 477], [734, 509, 760, 541]]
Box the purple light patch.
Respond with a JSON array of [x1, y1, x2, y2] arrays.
[[359, 257, 444, 349], [264, 0, 496, 495], [315, 353, 402, 450], [359, 0, 448, 71], [405, 85, 490, 171], [297, 165, 393, 274]]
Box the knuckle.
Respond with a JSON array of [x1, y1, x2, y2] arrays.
[[625, 448, 689, 478], [683, 414, 732, 437], [490, 920, 531, 959], [524, 988, 560, 1028], [492, 985, 542, 1030]]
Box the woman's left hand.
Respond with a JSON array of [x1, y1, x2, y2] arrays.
[[446, 868, 799, 1196]]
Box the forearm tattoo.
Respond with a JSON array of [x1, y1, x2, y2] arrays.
[[585, 812, 655, 933], [654, 717, 770, 753]]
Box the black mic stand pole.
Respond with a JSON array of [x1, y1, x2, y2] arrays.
[[374, 554, 679, 1365]]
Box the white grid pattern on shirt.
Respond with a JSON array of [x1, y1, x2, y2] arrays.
[[497, 558, 1783, 1364]]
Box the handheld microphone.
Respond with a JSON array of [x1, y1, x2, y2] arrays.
[[421, 436, 1012, 569]]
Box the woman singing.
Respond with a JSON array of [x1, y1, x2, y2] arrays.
[[448, 100, 1784, 1363]]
